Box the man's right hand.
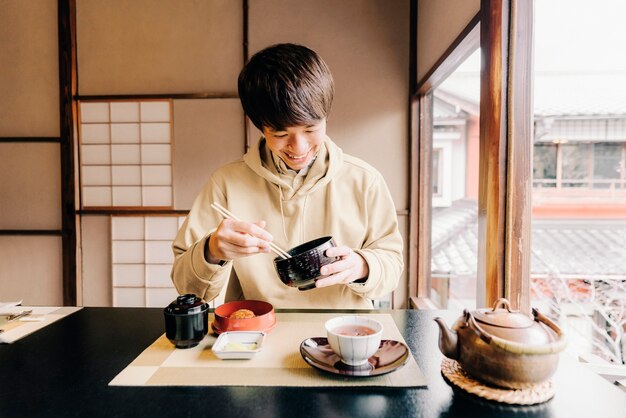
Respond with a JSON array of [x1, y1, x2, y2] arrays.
[[205, 218, 273, 264]]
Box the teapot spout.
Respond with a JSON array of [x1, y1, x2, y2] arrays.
[[434, 317, 458, 360]]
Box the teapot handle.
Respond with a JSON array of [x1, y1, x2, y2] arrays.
[[492, 298, 513, 312], [467, 309, 568, 355]]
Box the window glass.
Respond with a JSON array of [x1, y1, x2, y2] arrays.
[[593, 143, 622, 188], [561, 143, 590, 187], [533, 143, 557, 187], [432, 148, 441, 196], [532, 0, 626, 365], [429, 49, 480, 310]]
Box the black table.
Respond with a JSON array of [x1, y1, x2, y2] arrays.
[[1, 308, 625, 417]]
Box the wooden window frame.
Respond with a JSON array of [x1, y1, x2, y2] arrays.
[[409, 0, 534, 312]]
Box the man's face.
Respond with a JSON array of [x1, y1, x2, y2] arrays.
[[262, 119, 327, 171]]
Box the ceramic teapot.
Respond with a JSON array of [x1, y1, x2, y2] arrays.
[[434, 298, 567, 389]]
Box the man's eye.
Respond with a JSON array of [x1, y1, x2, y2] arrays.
[[273, 133, 288, 138]]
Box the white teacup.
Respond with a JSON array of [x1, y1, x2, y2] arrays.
[[325, 316, 383, 366]]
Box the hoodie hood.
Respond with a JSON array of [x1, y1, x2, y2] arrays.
[[243, 136, 344, 199]]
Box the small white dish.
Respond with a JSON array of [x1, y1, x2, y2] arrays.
[[211, 331, 265, 360]]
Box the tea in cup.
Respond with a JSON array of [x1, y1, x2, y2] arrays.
[[325, 315, 383, 366]]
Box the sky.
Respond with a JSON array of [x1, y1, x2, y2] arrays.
[[534, 0, 626, 73], [441, 0, 626, 115], [455, 0, 626, 74]]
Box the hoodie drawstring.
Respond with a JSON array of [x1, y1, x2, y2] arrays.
[[277, 185, 288, 241], [301, 194, 308, 242]]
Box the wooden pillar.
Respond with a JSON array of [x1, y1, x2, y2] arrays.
[[58, 0, 78, 306], [479, 0, 533, 311], [505, 0, 533, 313], [478, 0, 509, 308]]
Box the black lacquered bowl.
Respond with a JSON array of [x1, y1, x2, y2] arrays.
[[274, 236, 338, 291], [163, 294, 209, 348]]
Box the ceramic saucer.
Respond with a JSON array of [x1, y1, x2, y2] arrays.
[[300, 337, 410, 377]]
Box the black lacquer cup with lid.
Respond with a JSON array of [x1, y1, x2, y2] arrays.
[[274, 236, 339, 291], [164, 294, 209, 348]]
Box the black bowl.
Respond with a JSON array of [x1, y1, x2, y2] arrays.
[[164, 294, 209, 348], [274, 236, 339, 291]]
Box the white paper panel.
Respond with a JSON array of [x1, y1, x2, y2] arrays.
[[142, 166, 171, 186], [141, 123, 170, 143], [146, 288, 179, 308], [145, 217, 179, 240], [146, 264, 174, 288], [113, 287, 145, 307], [81, 124, 110, 143], [141, 144, 171, 164], [111, 123, 140, 143], [141, 102, 170, 122], [110, 102, 140, 122], [82, 186, 112, 207], [82, 166, 111, 186], [81, 145, 111, 165], [111, 217, 144, 240], [112, 165, 141, 186], [113, 264, 145, 287], [143, 186, 172, 206], [112, 186, 142, 206], [145, 241, 174, 264], [111, 144, 141, 165], [81, 102, 110, 123], [112, 240, 144, 264]]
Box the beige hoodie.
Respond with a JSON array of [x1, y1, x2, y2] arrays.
[[171, 136, 403, 309]]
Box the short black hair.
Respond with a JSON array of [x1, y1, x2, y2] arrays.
[[238, 43, 334, 131]]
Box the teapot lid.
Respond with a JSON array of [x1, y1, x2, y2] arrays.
[[473, 299, 534, 328], [164, 294, 209, 315]]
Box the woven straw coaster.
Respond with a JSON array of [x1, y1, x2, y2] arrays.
[[441, 358, 555, 405]]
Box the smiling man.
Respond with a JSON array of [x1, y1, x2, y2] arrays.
[[171, 43, 403, 309]]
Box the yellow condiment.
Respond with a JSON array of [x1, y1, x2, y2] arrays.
[[224, 341, 257, 351]]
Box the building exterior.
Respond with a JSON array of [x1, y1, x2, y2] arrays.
[[431, 71, 626, 363]]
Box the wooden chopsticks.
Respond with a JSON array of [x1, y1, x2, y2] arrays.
[[210, 202, 291, 259]]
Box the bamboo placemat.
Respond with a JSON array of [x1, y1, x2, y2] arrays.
[[109, 312, 426, 387], [441, 357, 555, 405], [0, 306, 82, 344]]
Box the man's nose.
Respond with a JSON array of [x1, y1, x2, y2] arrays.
[[288, 133, 307, 150]]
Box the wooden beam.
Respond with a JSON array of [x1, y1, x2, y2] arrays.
[[0, 137, 60, 143], [407, 0, 419, 306], [416, 94, 433, 299], [78, 209, 189, 216], [0, 230, 63, 236], [58, 0, 78, 306], [416, 12, 480, 96], [478, 0, 509, 307], [76, 93, 238, 101], [504, 0, 534, 313]]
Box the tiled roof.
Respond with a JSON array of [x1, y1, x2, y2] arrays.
[[431, 200, 626, 278]]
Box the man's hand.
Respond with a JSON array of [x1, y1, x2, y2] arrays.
[[205, 218, 273, 264], [314, 245, 369, 288]]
